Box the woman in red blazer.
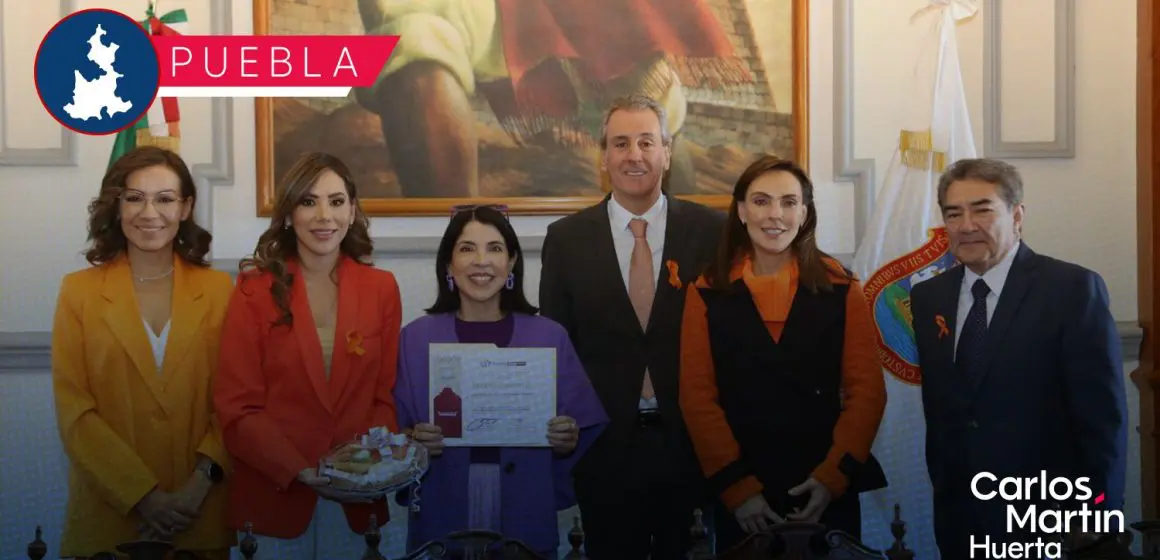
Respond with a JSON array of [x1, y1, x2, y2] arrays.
[[214, 152, 401, 559]]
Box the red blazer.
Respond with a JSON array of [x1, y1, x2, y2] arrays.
[[214, 256, 401, 538]]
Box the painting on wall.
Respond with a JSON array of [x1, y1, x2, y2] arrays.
[[254, 0, 808, 216]]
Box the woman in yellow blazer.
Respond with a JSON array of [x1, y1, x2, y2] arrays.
[[51, 146, 235, 559]]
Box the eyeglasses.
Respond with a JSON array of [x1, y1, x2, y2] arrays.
[[450, 204, 509, 219], [119, 190, 185, 211]]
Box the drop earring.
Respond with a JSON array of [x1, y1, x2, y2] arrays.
[[505, 273, 515, 290], [446, 274, 456, 291]]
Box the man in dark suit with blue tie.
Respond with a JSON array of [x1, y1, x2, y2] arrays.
[[910, 158, 1129, 559]]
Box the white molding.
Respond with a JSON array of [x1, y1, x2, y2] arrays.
[[833, 0, 875, 246], [0, 0, 78, 166], [0, 322, 1142, 371], [983, 0, 1076, 158], [194, 0, 235, 261], [213, 236, 479, 275]]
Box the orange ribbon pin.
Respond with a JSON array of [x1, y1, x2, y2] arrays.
[[346, 330, 365, 356], [666, 260, 682, 289], [935, 315, 949, 339]]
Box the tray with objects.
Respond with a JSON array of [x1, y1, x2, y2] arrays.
[[317, 426, 429, 505]]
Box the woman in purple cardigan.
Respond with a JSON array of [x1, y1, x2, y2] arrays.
[[394, 205, 609, 557]]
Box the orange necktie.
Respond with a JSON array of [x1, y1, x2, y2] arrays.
[[628, 218, 656, 401]]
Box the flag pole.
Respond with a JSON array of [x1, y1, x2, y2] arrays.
[[145, 0, 157, 34]]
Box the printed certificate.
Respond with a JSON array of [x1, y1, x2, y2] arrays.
[[428, 343, 556, 447]]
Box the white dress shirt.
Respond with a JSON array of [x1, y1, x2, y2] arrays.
[[607, 193, 667, 293], [608, 193, 667, 410], [954, 240, 1021, 355]]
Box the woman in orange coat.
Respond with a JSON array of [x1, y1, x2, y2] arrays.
[[214, 152, 401, 559], [679, 156, 888, 551], [51, 146, 234, 559]]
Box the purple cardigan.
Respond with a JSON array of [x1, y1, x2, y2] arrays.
[[393, 312, 609, 554]]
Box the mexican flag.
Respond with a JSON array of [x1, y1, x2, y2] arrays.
[[106, 6, 188, 169]]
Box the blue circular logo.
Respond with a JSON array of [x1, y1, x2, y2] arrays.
[[34, 8, 159, 136]]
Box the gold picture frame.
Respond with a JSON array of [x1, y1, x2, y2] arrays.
[[254, 0, 809, 216]]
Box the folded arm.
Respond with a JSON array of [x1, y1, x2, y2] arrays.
[[214, 284, 311, 491], [52, 278, 158, 516], [810, 281, 887, 498], [679, 286, 763, 510]]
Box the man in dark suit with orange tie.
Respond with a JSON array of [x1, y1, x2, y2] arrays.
[[910, 158, 1129, 559], [539, 94, 725, 558]]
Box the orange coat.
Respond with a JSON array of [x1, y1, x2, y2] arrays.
[[51, 255, 235, 556], [214, 256, 401, 538]]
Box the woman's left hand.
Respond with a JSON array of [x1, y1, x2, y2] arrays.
[[786, 477, 833, 523], [546, 416, 580, 455]]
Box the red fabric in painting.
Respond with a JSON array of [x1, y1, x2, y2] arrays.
[[492, 0, 747, 118]]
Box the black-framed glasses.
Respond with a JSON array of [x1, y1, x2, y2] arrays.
[[450, 203, 509, 219]]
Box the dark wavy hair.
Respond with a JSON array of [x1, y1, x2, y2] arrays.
[[85, 146, 211, 266], [426, 206, 538, 316], [239, 152, 374, 326], [706, 155, 850, 292]]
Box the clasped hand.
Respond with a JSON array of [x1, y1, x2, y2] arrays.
[[734, 476, 833, 534], [786, 477, 833, 523], [134, 478, 208, 540]]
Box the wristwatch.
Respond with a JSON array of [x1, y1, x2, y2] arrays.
[[199, 460, 224, 484]]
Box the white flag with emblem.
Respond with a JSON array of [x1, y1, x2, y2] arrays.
[[852, 1, 978, 557]]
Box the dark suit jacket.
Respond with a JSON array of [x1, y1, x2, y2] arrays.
[[539, 193, 725, 485], [911, 242, 1128, 522]]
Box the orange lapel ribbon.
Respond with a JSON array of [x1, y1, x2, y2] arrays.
[[935, 315, 949, 339], [346, 330, 365, 356], [666, 260, 682, 289]]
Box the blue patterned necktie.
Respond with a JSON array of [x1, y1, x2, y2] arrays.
[[956, 278, 991, 377]]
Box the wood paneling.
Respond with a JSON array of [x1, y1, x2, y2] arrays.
[[1135, 0, 1160, 519]]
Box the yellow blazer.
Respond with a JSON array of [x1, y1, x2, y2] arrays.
[[51, 254, 235, 556]]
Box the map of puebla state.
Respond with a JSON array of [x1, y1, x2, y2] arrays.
[[63, 24, 133, 121], [34, 8, 159, 136]]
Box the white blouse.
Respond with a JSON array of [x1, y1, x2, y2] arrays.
[[143, 317, 170, 373]]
